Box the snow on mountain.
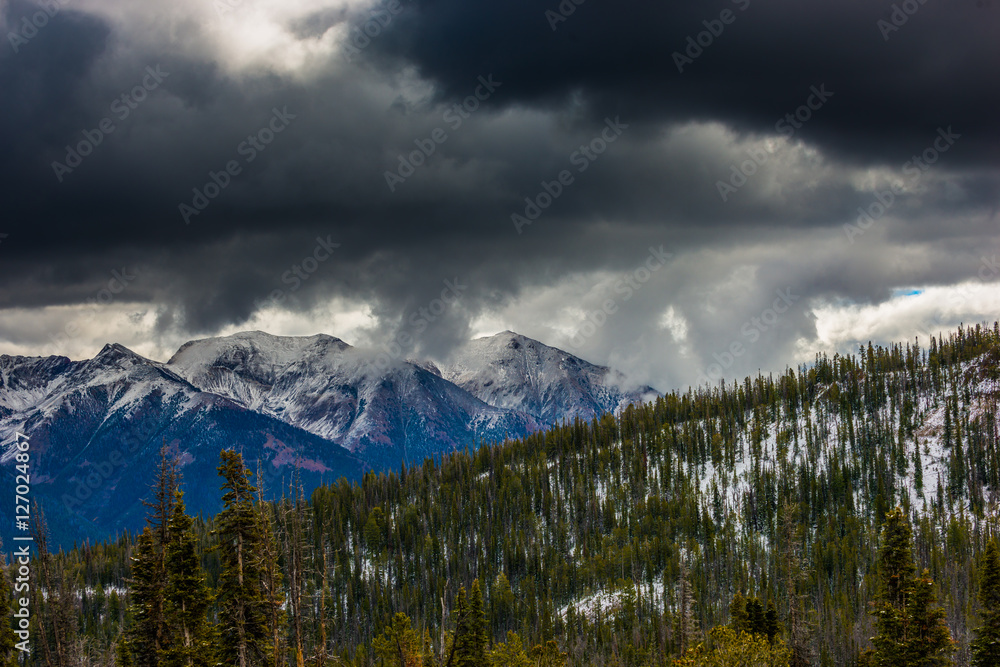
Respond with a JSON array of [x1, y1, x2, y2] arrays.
[[0, 329, 658, 546], [440, 331, 661, 426], [167, 331, 540, 467], [0, 342, 364, 547]]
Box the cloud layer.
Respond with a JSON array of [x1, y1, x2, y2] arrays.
[[1, 0, 998, 390]]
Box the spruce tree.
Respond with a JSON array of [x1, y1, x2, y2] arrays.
[[122, 449, 179, 666], [162, 491, 213, 667], [444, 587, 469, 667], [746, 597, 766, 637], [765, 597, 780, 643], [255, 464, 286, 667], [371, 613, 426, 666], [122, 528, 163, 666], [729, 592, 748, 634], [871, 506, 953, 667], [467, 580, 489, 663], [973, 540, 1000, 667], [454, 580, 488, 667], [214, 449, 271, 667], [488, 631, 532, 667], [903, 571, 953, 667]]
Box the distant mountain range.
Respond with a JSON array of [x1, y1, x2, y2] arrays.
[[0, 331, 658, 546]]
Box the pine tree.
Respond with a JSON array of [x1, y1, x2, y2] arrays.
[[973, 540, 1000, 667], [31, 504, 75, 667], [902, 571, 953, 667], [444, 587, 469, 667], [122, 528, 162, 666], [746, 597, 766, 637], [780, 505, 814, 667], [871, 507, 914, 665], [214, 449, 271, 667], [256, 463, 286, 667], [283, 477, 309, 667], [729, 592, 749, 634], [162, 490, 214, 667], [371, 612, 426, 667], [455, 580, 488, 667], [488, 631, 532, 667], [122, 449, 179, 666], [871, 507, 953, 667], [765, 598, 780, 643], [678, 559, 698, 653]]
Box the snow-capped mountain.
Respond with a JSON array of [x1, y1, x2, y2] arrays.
[[167, 331, 539, 467], [0, 330, 657, 546], [440, 331, 661, 426], [0, 343, 364, 547]]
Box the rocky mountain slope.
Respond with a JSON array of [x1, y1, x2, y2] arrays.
[[0, 330, 655, 545], [440, 331, 660, 426]]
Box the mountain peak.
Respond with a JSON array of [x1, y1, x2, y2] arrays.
[[93, 342, 148, 365], [167, 331, 350, 367], [442, 331, 659, 425]]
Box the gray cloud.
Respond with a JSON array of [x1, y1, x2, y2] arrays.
[[0, 0, 998, 390]]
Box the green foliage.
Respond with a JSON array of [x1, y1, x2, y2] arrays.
[[746, 598, 765, 637], [16, 321, 1000, 667], [764, 598, 779, 643], [214, 449, 272, 667], [449, 581, 488, 667], [673, 626, 791, 667], [729, 592, 748, 634], [162, 491, 214, 667], [0, 557, 19, 667], [488, 631, 532, 667], [871, 508, 953, 667], [972, 540, 1000, 667], [371, 613, 427, 667], [528, 640, 568, 667]]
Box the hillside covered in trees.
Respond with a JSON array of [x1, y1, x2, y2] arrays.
[[4, 322, 1000, 666]]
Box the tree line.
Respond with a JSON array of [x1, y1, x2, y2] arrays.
[[0, 321, 999, 666]]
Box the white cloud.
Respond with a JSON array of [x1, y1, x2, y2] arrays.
[[811, 280, 1000, 355]]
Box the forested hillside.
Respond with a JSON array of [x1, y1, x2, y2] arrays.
[[5, 322, 1000, 666]]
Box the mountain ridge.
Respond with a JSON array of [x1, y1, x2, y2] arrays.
[[0, 329, 656, 546]]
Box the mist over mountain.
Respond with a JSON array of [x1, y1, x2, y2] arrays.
[[440, 330, 660, 426]]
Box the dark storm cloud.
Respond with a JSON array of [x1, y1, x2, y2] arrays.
[[0, 0, 997, 388], [365, 0, 1000, 166]]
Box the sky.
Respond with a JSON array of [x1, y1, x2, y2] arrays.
[[0, 0, 998, 392]]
